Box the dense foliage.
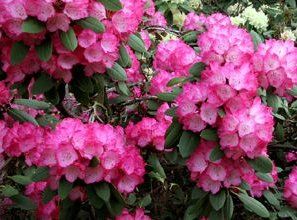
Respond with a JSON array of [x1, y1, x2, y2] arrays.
[[0, 0, 297, 219]]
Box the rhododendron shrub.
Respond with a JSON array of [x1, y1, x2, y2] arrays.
[[0, 0, 297, 219]]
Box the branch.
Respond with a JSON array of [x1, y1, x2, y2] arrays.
[[143, 25, 182, 36], [118, 96, 158, 107], [268, 143, 297, 151]]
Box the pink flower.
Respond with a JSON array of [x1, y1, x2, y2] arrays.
[[56, 143, 78, 167], [64, 0, 89, 20], [147, 11, 167, 27], [47, 13, 70, 32], [0, 82, 11, 105], [88, 2, 106, 21], [198, 23, 254, 66], [183, 12, 205, 31], [219, 97, 274, 159], [149, 70, 181, 95], [286, 152, 297, 162], [125, 104, 172, 151], [253, 39, 297, 97], [154, 40, 199, 76], [284, 167, 297, 209], [187, 140, 276, 195], [116, 208, 151, 220]]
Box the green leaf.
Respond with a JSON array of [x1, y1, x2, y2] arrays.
[[209, 146, 224, 162], [1, 185, 19, 197], [286, 0, 296, 8], [14, 99, 51, 110], [167, 77, 186, 87], [95, 182, 110, 202], [10, 41, 29, 65], [117, 82, 130, 96], [107, 62, 127, 81], [110, 184, 125, 205], [200, 129, 218, 141], [76, 16, 105, 33], [60, 28, 78, 51], [139, 194, 152, 207], [99, 0, 123, 11], [32, 166, 50, 182], [189, 62, 206, 77], [32, 73, 55, 94], [118, 45, 132, 68], [106, 200, 124, 217], [37, 114, 59, 128], [9, 175, 32, 185], [223, 194, 234, 220], [58, 178, 73, 200], [44, 87, 60, 105], [42, 187, 57, 204], [256, 172, 274, 183], [209, 190, 226, 211], [59, 198, 81, 219], [22, 18, 45, 34], [86, 185, 104, 209], [247, 156, 273, 173], [278, 206, 297, 220], [191, 187, 208, 200], [165, 106, 177, 117], [267, 93, 282, 113], [35, 38, 53, 62], [263, 191, 280, 209], [126, 193, 137, 205], [288, 86, 297, 96], [157, 92, 177, 102], [8, 108, 38, 125], [157, 88, 181, 102], [209, 209, 224, 220], [275, 123, 285, 142], [250, 30, 263, 50], [182, 31, 199, 43], [148, 154, 166, 181], [236, 193, 270, 218], [11, 194, 37, 211], [128, 34, 147, 54], [72, 75, 94, 94], [178, 130, 200, 158], [165, 118, 183, 147], [240, 181, 251, 191]]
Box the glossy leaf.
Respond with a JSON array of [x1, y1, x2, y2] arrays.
[[14, 99, 51, 110], [10, 41, 29, 65], [178, 130, 200, 158], [22, 18, 45, 34], [35, 38, 53, 61], [60, 28, 78, 51]]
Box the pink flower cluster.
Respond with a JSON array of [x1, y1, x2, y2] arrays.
[[150, 39, 199, 95], [253, 39, 297, 98], [116, 208, 151, 220], [198, 22, 254, 67], [286, 152, 297, 162], [1, 118, 146, 194], [0, 0, 151, 84], [218, 97, 274, 159], [187, 141, 277, 195], [0, 82, 11, 105], [153, 39, 199, 75], [172, 13, 279, 195], [25, 181, 59, 219], [125, 103, 172, 151], [183, 12, 231, 31], [175, 13, 274, 159], [284, 167, 297, 209]]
